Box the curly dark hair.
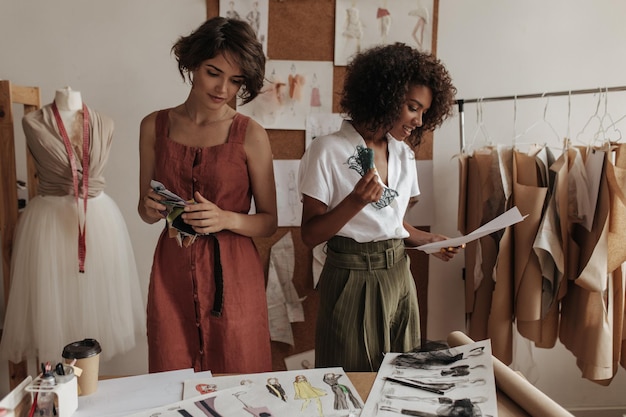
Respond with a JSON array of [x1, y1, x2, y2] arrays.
[[340, 43, 456, 147], [172, 17, 265, 105]]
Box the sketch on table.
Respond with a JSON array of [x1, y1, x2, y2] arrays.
[[179, 368, 362, 417], [361, 339, 497, 417]]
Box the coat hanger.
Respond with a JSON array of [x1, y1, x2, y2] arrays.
[[563, 90, 572, 153], [514, 92, 561, 149], [463, 98, 493, 154], [575, 88, 603, 146], [594, 87, 623, 145], [604, 111, 626, 141]]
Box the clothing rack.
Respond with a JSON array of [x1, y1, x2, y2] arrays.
[[456, 85, 626, 151]]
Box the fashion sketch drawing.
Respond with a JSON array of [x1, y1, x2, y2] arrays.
[[334, 0, 435, 65], [360, 339, 498, 417]]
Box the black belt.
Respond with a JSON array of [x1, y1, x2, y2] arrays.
[[211, 237, 223, 317]]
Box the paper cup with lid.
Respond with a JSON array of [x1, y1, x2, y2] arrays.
[[62, 338, 102, 396]]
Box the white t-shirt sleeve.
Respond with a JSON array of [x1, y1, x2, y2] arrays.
[[298, 136, 332, 205]]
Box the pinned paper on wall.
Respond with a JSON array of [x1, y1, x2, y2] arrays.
[[305, 113, 345, 149], [266, 231, 305, 346], [238, 60, 334, 130], [218, 0, 269, 55], [274, 160, 302, 227], [334, 0, 436, 65]]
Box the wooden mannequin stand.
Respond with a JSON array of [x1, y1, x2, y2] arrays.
[[0, 80, 41, 390]]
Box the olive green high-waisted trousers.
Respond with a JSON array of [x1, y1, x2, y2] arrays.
[[315, 236, 421, 371]]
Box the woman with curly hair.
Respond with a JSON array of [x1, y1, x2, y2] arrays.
[[298, 42, 459, 371]]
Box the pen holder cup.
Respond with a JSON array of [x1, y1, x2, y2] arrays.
[[26, 374, 78, 417], [54, 365, 75, 384]]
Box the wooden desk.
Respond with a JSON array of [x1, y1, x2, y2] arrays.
[[346, 372, 531, 417]]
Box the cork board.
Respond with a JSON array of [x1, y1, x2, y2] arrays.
[[206, 0, 437, 371]]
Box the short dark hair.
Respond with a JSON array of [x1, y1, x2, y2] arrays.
[[340, 43, 456, 147], [172, 17, 265, 104]]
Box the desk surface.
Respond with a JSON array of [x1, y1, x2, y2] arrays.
[[346, 372, 531, 417]]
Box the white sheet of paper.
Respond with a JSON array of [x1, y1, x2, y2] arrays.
[[284, 349, 316, 371], [334, 0, 435, 65], [126, 386, 243, 417], [415, 206, 527, 254], [273, 160, 302, 227], [305, 113, 344, 149], [73, 369, 212, 417], [219, 0, 269, 55]]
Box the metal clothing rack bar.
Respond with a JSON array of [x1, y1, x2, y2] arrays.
[[456, 85, 626, 150]]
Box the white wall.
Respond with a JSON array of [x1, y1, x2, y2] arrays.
[[2, 0, 626, 413], [433, 0, 626, 413]]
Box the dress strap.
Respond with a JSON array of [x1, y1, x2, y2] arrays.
[[155, 109, 170, 143], [227, 113, 249, 145]]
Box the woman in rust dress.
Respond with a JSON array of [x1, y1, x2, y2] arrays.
[[138, 17, 277, 373]]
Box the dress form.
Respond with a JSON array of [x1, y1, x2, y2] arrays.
[[0, 87, 146, 364]]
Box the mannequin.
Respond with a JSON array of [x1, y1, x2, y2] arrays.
[[54, 86, 84, 152], [0, 88, 146, 365], [55, 86, 82, 111]]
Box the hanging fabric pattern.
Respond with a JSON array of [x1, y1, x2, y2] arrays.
[[456, 86, 626, 385]]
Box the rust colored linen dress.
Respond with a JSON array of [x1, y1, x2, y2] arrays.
[[147, 109, 272, 373]]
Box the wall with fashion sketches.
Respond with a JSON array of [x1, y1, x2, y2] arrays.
[[2, 0, 626, 414]]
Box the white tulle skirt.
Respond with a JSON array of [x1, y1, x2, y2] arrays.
[[0, 193, 146, 364]]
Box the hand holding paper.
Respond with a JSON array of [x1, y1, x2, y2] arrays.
[[415, 206, 527, 254], [150, 180, 189, 207], [150, 180, 198, 238]]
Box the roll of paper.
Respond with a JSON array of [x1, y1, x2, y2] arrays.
[[447, 331, 574, 417]]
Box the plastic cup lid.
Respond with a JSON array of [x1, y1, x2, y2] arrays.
[[62, 338, 102, 359]]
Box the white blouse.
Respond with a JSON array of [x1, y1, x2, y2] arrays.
[[298, 120, 420, 243]]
